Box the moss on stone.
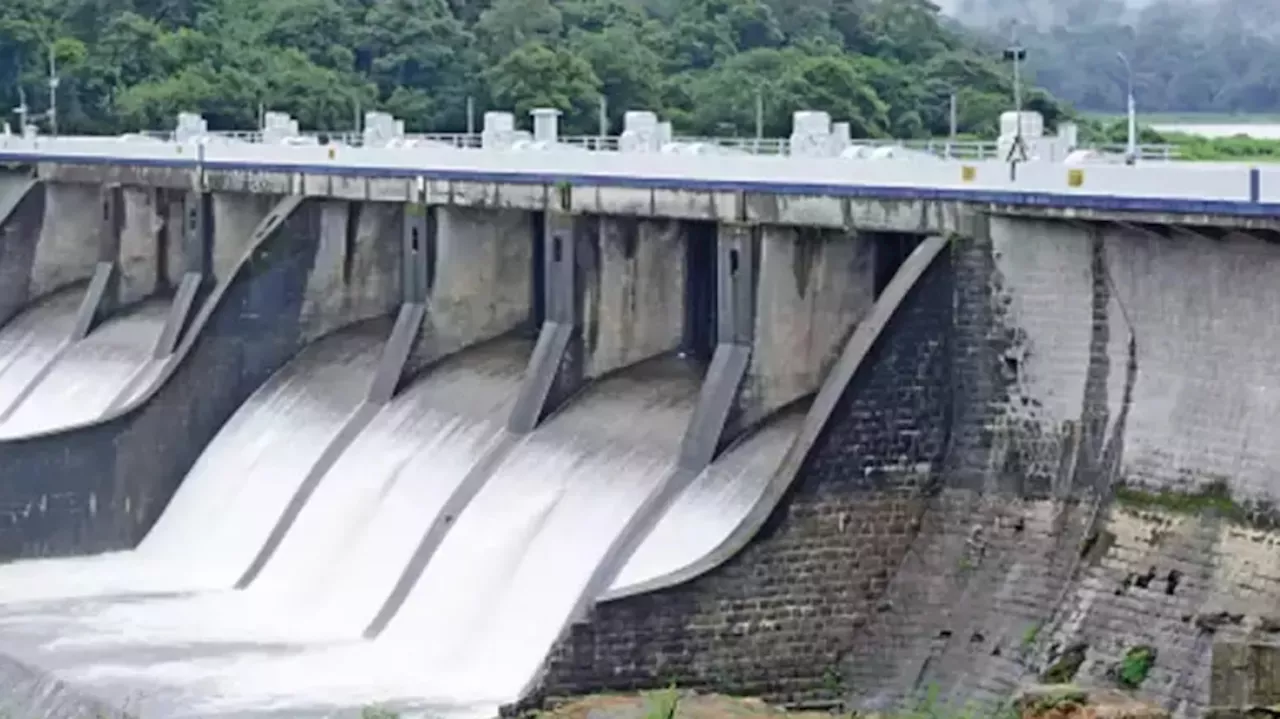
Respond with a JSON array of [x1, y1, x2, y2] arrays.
[[1113, 480, 1279, 528], [1021, 622, 1042, 651], [1041, 643, 1088, 684]]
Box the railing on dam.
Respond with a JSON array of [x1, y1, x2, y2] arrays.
[[0, 107, 1273, 218], [126, 130, 1181, 164], [1, 131, 1274, 219]]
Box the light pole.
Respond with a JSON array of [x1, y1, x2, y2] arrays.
[[1116, 51, 1136, 165], [1002, 40, 1028, 163], [46, 44, 59, 137], [13, 86, 29, 134]]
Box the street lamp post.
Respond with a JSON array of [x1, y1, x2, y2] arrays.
[[1002, 41, 1028, 163], [46, 44, 58, 137], [1116, 51, 1136, 165], [13, 86, 29, 134]]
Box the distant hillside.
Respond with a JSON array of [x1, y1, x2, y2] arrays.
[[938, 0, 1280, 113], [0, 0, 1065, 137]]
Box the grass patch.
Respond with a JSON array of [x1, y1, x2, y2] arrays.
[[1021, 622, 1042, 650], [1114, 645, 1157, 689], [1161, 132, 1280, 162], [361, 705, 400, 719], [1016, 685, 1089, 717], [643, 684, 679, 719]]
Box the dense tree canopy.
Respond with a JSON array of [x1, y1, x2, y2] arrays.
[[0, 0, 1066, 137], [948, 0, 1280, 114]]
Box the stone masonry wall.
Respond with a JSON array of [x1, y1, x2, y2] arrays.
[[841, 216, 1136, 713], [538, 240, 955, 706], [1034, 503, 1280, 718], [1028, 224, 1280, 717]]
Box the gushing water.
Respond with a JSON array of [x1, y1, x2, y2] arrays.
[[0, 298, 170, 437], [0, 341, 807, 718], [170, 358, 703, 712], [0, 327, 384, 606], [42, 339, 530, 647], [36, 357, 704, 717], [610, 408, 805, 592]]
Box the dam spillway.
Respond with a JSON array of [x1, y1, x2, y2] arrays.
[[381, 356, 700, 702], [0, 327, 387, 604], [0, 134, 1269, 719]]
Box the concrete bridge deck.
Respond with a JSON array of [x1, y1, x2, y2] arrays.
[[2, 134, 1278, 233]]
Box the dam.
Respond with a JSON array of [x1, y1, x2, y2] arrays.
[[0, 108, 1277, 717]]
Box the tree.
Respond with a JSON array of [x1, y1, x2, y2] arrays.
[[0, 0, 1071, 137], [484, 42, 602, 134]]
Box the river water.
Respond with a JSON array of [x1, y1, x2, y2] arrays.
[[1151, 122, 1280, 139]]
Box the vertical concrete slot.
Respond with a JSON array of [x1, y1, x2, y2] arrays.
[[151, 191, 213, 361], [682, 220, 717, 362]]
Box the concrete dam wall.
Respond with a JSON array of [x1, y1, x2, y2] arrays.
[[0, 168, 1270, 719], [540, 216, 1280, 716]]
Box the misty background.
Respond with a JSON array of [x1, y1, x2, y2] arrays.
[[935, 0, 1280, 114]]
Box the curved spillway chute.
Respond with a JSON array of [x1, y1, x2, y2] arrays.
[[0, 177, 193, 437], [0, 196, 303, 443], [0, 198, 311, 598], [0, 296, 174, 438], [7, 336, 534, 649], [601, 234, 952, 600], [0, 326, 389, 604], [47, 355, 709, 715]]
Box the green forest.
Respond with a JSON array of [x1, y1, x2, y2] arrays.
[[0, 0, 1072, 138]]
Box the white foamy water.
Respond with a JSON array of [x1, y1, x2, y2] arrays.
[[0, 329, 383, 606], [610, 409, 804, 592], [0, 299, 169, 437], [55, 360, 700, 715], [0, 288, 83, 416], [42, 340, 529, 647]]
